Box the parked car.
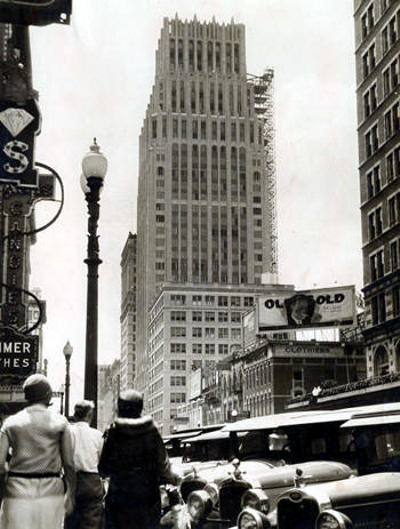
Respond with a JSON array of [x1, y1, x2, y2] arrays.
[[270, 472, 400, 529], [165, 424, 228, 476], [339, 406, 400, 474], [186, 459, 354, 528], [179, 409, 358, 528], [180, 403, 400, 529]]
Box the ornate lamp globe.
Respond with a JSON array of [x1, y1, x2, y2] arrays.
[[63, 340, 73, 360], [80, 138, 108, 193]]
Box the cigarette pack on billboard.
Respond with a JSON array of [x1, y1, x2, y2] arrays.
[[258, 285, 355, 330]]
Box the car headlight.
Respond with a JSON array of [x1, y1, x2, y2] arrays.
[[187, 489, 212, 522], [241, 489, 270, 514], [316, 510, 353, 529], [203, 483, 218, 505], [160, 487, 169, 509], [237, 507, 271, 529]]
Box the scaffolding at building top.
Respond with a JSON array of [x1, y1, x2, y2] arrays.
[[247, 69, 278, 277]]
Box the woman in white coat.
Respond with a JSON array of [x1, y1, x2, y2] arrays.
[[0, 374, 75, 529]]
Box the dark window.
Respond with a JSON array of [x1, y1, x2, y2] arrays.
[[367, 171, 373, 199], [364, 92, 370, 118], [376, 207, 383, 235], [188, 39, 194, 71], [374, 166, 381, 193], [178, 39, 183, 69], [169, 38, 176, 70], [393, 286, 400, 316], [391, 241, 399, 271], [371, 84, 377, 111], [197, 41, 202, 71], [387, 152, 394, 181], [365, 131, 372, 158], [379, 292, 386, 322]]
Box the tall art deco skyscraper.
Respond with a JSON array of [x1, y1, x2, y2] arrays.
[[135, 16, 277, 401]]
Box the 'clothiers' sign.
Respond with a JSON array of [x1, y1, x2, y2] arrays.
[[258, 285, 355, 331], [0, 328, 39, 376]]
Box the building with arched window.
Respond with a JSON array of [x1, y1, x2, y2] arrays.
[[355, 1, 400, 377]]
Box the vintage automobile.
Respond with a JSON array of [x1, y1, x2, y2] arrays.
[[181, 403, 400, 529], [339, 406, 400, 474], [165, 424, 228, 476], [268, 472, 400, 529], [165, 424, 226, 459], [180, 409, 359, 528], [186, 459, 354, 528], [232, 403, 400, 529], [179, 410, 320, 502]]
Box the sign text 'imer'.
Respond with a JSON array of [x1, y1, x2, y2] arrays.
[[0, 328, 38, 376], [258, 285, 356, 331]]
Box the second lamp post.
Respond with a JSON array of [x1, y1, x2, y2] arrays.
[[63, 342, 72, 417], [81, 139, 107, 427]]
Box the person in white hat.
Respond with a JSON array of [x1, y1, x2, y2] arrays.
[[0, 374, 76, 529]]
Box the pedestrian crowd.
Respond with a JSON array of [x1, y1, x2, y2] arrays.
[[0, 374, 181, 529]]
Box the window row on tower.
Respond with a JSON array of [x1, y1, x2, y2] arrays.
[[363, 140, 400, 203], [152, 115, 264, 146], [169, 342, 240, 355], [168, 144, 262, 202], [166, 204, 262, 284], [157, 79, 257, 117], [169, 37, 241, 74], [168, 19, 242, 42], [360, 12, 400, 83], [359, 1, 399, 43]]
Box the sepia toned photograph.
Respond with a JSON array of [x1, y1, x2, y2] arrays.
[[0, 0, 399, 528]]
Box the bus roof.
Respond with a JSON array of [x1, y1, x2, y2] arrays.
[[183, 429, 231, 443], [163, 423, 226, 442], [222, 402, 400, 433]]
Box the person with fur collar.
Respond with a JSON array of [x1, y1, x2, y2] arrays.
[[98, 389, 180, 529]]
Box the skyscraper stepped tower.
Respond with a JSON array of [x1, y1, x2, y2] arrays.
[[135, 16, 277, 423]]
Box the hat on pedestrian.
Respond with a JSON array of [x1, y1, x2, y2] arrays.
[[118, 389, 143, 418], [23, 374, 52, 403]]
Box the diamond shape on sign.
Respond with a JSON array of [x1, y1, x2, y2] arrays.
[[0, 108, 34, 137]]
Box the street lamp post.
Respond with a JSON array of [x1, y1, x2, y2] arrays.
[[59, 384, 65, 415], [81, 139, 107, 427], [63, 341, 73, 417]]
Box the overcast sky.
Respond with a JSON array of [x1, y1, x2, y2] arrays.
[[28, 0, 361, 405]]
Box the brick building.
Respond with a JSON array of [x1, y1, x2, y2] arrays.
[[354, 0, 400, 375]]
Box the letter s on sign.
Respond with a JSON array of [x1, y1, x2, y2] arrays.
[[3, 140, 29, 174]]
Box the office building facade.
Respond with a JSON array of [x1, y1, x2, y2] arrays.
[[354, 0, 400, 376], [148, 284, 278, 433], [135, 16, 277, 426], [98, 359, 120, 432], [120, 232, 137, 391]]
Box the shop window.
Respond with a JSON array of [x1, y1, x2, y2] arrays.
[[374, 346, 389, 375]]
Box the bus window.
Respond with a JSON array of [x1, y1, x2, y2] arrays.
[[310, 437, 327, 455], [269, 431, 289, 452], [373, 429, 400, 464]]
